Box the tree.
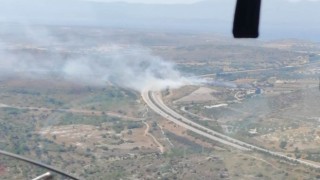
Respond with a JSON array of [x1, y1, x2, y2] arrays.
[[279, 141, 287, 149], [294, 147, 301, 159], [152, 122, 158, 131]]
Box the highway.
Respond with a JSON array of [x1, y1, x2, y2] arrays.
[[193, 59, 320, 78], [142, 89, 250, 151], [141, 88, 320, 169]]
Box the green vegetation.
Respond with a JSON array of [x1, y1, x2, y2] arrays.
[[112, 122, 125, 134], [279, 141, 287, 149], [2, 107, 28, 116], [164, 147, 185, 158], [176, 64, 218, 76], [44, 97, 64, 106], [1, 28, 320, 179], [59, 113, 120, 126], [166, 131, 210, 154], [127, 121, 143, 129], [79, 87, 139, 111], [59, 113, 143, 133]]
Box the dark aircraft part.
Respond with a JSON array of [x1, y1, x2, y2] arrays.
[[0, 150, 79, 180], [233, 0, 261, 38]]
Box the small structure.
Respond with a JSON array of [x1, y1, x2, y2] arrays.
[[249, 128, 258, 135], [255, 88, 263, 94]]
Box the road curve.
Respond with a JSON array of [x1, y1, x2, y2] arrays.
[[141, 88, 320, 169], [142, 89, 249, 151]]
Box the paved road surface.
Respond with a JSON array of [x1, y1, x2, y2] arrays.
[[142, 88, 320, 169], [142, 89, 249, 151]]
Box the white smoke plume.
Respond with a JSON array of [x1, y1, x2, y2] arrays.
[[60, 46, 195, 91], [0, 26, 198, 92]]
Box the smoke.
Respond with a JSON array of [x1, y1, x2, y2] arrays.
[[60, 46, 196, 91], [0, 26, 197, 92], [205, 80, 253, 89]]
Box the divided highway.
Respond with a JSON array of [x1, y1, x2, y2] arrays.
[[141, 88, 320, 169], [142, 89, 249, 151]]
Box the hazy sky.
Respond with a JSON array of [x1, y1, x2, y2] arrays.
[[1, 0, 320, 40], [84, 0, 320, 3], [84, 0, 203, 4]]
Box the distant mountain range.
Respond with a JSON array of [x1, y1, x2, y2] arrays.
[[1, 0, 320, 40]]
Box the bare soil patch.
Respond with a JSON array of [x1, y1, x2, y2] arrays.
[[174, 87, 217, 104]]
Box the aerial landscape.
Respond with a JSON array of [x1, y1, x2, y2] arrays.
[[0, 25, 320, 179], [1, 0, 320, 179]]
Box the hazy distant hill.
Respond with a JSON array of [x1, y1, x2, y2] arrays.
[[1, 0, 320, 40], [0, 0, 234, 32]]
